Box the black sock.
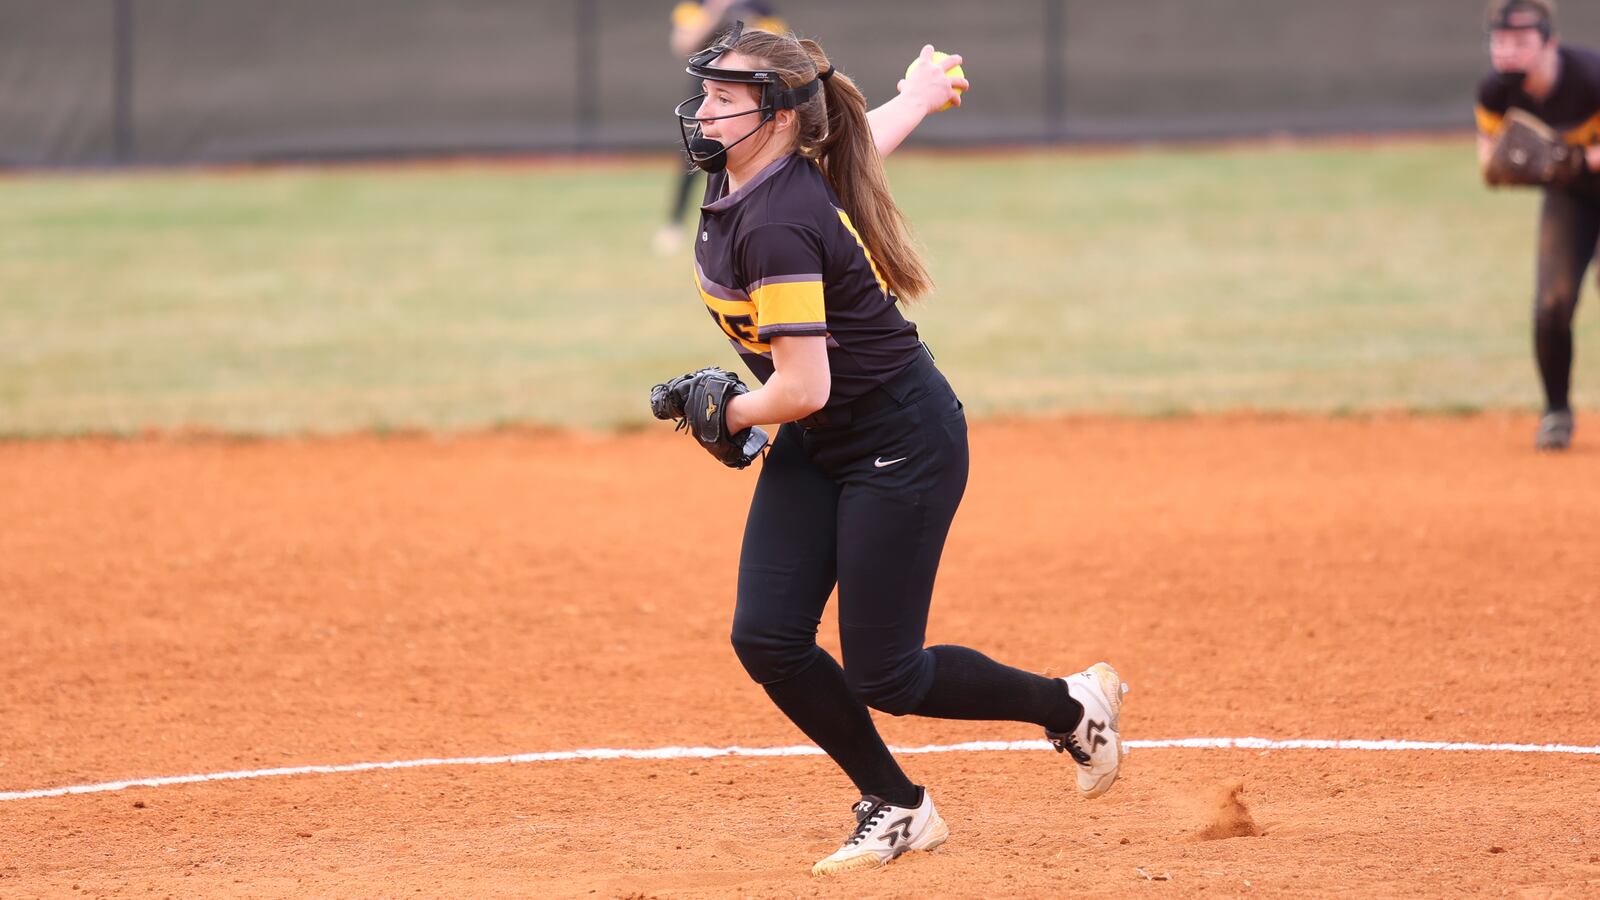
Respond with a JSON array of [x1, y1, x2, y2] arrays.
[[911, 645, 1083, 734], [761, 648, 920, 808], [1535, 310, 1574, 412]]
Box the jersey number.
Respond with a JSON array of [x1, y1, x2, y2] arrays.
[[710, 310, 757, 343]]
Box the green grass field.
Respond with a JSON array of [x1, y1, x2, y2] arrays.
[[1, 138, 1590, 436]]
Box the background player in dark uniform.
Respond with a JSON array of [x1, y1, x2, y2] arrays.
[[653, 1, 789, 255], [653, 25, 1127, 876], [1476, 0, 1600, 450]]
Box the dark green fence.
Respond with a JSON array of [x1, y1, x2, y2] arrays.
[[4, 0, 1599, 167]]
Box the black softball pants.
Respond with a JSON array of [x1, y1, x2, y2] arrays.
[[1533, 187, 1600, 412], [729, 353, 1083, 805]]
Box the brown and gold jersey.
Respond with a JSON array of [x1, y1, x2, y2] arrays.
[[1476, 45, 1600, 145], [692, 154, 924, 411]]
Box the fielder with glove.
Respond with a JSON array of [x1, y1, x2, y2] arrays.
[[1476, 0, 1600, 450], [1483, 108, 1588, 186], [649, 22, 1128, 878]]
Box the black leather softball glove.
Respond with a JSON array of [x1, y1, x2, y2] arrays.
[[649, 367, 769, 469]]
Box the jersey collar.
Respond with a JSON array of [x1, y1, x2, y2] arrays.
[[701, 153, 799, 214]]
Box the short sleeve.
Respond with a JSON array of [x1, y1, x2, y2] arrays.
[[737, 223, 828, 341], [1476, 72, 1510, 135]]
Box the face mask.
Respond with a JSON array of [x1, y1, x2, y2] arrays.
[[673, 20, 824, 175], [674, 94, 771, 175]]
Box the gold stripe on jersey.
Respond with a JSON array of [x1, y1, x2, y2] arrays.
[[749, 279, 825, 334], [693, 264, 767, 355], [699, 291, 753, 317], [1562, 109, 1600, 146], [1477, 105, 1600, 146], [833, 208, 889, 299], [1476, 105, 1504, 136]]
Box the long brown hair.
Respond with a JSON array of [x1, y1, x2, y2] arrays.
[[731, 30, 933, 302]]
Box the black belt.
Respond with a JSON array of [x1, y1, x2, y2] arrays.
[[798, 343, 937, 430]]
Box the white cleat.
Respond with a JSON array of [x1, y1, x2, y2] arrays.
[[811, 789, 949, 876], [1047, 662, 1129, 799]]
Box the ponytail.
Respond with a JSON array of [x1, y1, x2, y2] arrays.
[[733, 31, 934, 302], [798, 39, 933, 301]]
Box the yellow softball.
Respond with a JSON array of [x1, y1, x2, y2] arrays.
[[906, 50, 965, 112]]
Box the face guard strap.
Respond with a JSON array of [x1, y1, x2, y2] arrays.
[[675, 21, 825, 172], [1489, 1, 1553, 42]]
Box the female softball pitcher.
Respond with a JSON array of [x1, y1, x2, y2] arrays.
[[648, 24, 1128, 876]]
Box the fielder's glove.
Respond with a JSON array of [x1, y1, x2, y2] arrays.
[[1486, 109, 1588, 187], [649, 367, 769, 469]]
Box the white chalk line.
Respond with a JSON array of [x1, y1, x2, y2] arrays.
[[3, 736, 1597, 803]]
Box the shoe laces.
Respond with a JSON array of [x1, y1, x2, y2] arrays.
[[844, 802, 890, 847], [1049, 731, 1092, 765]]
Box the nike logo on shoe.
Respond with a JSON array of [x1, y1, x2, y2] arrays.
[[874, 457, 908, 468]]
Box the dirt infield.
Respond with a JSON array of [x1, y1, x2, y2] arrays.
[[2, 415, 1597, 898]]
